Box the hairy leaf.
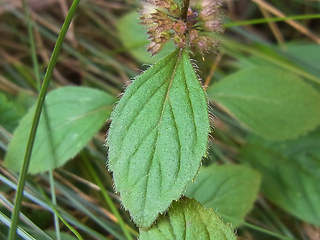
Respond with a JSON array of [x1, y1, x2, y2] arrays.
[[139, 198, 236, 240], [186, 164, 261, 226], [107, 49, 210, 227], [208, 66, 320, 140], [240, 129, 320, 225], [5, 87, 115, 174]]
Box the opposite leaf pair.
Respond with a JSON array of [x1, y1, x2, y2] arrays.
[[107, 48, 236, 239]]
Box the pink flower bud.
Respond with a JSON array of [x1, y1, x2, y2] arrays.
[[173, 21, 187, 34]]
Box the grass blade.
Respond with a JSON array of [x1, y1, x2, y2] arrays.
[[82, 153, 136, 239], [8, 0, 80, 239]]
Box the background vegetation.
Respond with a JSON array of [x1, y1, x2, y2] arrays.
[[0, 0, 319, 239]]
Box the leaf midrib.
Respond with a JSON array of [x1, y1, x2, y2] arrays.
[[141, 49, 183, 219], [35, 105, 112, 138]]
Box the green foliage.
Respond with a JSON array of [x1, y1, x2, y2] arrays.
[[208, 66, 320, 140], [185, 164, 261, 226], [107, 49, 210, 227], [1, 0, 320, 239], [117, 12, 175, 64], [139, 198, 236, 240], [240, 129, 320, 225], [286, 43, 320, 78], [0, 93, 26, 132], [5, 86, 115, 174]]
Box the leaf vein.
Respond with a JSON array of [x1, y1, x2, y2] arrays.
[[167, 211, 177, 239], [125, 128, 158, 187], [114, 54, 177, 119], [197, 210, 211, 239], [142, 50, 183, 219], [168, 101, 182, 187], [112, 81, 169, 165], [181, 204, 187, 239]]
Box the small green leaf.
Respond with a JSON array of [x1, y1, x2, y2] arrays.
[[117, 11, 175, 63], [208, 66, 320, 140], [5, 86, 115, 174], [107, 50, 210, 227], [139, 198, 236, 240], [0, 92, 26, 132], [185, 164, 261, 226], [240, 129, 320, 225]]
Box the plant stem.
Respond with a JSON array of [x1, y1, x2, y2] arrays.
[[223, 14, 320, 28], [49, 171, 61, 240], [221, 36, 320, 85], [24, 0, 62, 239], [81, 154, 136, 240], [182, 0, 190, 20], [258, 198, 294, 238], [35, 183, 84, 240], [222, 215, 296, 240], [8, 1, 80, 239]]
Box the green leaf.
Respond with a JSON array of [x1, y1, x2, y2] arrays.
[[240, 129, 320, 225], [139, 198, 236, 240], [185, 164, 261, 227], [0, 92, 26, 132], [5, 86, 115, 174], [239, 43, 320, 80], [286, 43, 320, 79], [116, 11, 175, 64], [207, 66, 320, 140], [107, 50, 210, 227]]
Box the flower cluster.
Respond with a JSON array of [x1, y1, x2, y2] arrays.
[[140, 0, 224, 55]]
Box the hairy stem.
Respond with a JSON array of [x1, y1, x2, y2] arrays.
[[182, 0, 190, 20]]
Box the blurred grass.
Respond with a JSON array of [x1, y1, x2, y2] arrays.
[[0, 0, 319, 239]]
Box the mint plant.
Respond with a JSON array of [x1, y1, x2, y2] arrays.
[[3, 0, 320, 239], [107, 0, 235, 237]]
